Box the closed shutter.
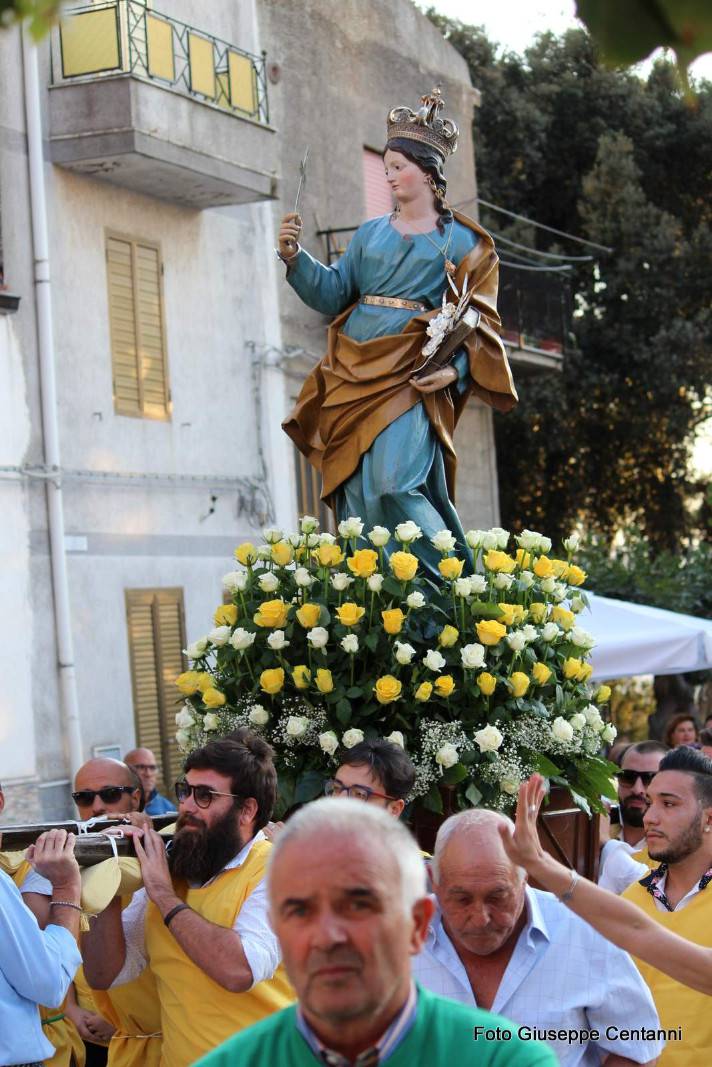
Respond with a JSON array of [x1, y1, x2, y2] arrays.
[[106, 233, 171, 420], [125, 588, 186, 795], [292, 446, 334, 533], [363, 148, 394, 219]]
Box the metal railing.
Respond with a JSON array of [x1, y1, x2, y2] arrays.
[[51, 0, 269, 124]]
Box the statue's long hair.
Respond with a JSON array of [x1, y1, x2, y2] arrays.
[[384, 137, 453, 233]]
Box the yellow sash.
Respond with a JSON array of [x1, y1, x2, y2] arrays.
[[145, 840, 294, 1067]]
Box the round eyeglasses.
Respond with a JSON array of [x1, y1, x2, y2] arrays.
[[324, 778, 397, 804], [174, 780, 242, 809]]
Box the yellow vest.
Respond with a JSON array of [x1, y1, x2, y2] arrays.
[[144, 839, 294, 1067], [624, 878, 712, 1066]]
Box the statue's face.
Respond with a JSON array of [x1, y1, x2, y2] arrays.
[[383, 149, 427, 204]]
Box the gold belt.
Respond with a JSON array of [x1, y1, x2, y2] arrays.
[[361, 294, 427, 311]]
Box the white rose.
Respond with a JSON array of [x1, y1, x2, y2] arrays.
[[267, 630, 290, 650], [230, 627, 256, 651], [319, 730, 340, 755], [601, 722, 617, 743], [259, 571, 280, 593], [454, 577, 472, 598], [584, 704, 603, 729], [516, 529, 542, 551], [222, 571, 248, 594], [490, 526, 510, 549], [249, 704, 269, 726], [435, 743, 459, 769], [423, 649, 446, 672], [319, 532, 336, 545], [305, 533, 320, 547], [186, 637, 209, 659], [394, 641, 416, 665], [286, 715, 310, 739], [482, 531, 499, 550], [519, 570, 535, 589], [342, 728, 365, 749], [540, 577, 556, 594], [570, 595, 585, 614], [539, 536, 553, 554], [203, 712, 220, 731], [340, 633, 359, 654], [431, 529, 457, 553], [307, 626, 329, 649], [465, 529, 487, 548], [386, 731, 405, 748], [541, 622, 560, 642], [300, 515, 318, 533], [338, 516, 364, 539], [469, 574, 487, 594], [331, 572, 354, 592], [395, 520, 422, 544], [500, 776, 521, 796], [175, 707, 195, 729], [493, 572, 514, 590], [551, 716, 574, 743], [208, 626, 231, 647], [294, 567, 314, 588], [521, 625, 538, 643], [176, 728, 191, 748], [262, 527, 283, 544], [367, 573, 384, 593], [288, 532, 302, 548], [368, 525, 391, 547], [506, 630, 527, 652], [551, 581, 567, 602], [474, 724, 503, 752], [570, 626, 595, 649], [461, 643, 486, 669], [563, 532, 581, 552], [406, 591, 426, 609], [570, 713, 586, 730]]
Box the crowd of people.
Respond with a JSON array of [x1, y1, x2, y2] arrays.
[[2, 723, 712, 1067]]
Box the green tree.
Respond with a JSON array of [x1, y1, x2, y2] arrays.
[[1, 0, 63, 38]]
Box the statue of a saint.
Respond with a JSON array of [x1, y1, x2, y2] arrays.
[[279, 88, 517, 576]]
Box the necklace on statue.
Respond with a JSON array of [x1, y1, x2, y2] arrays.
[[393, 213, 457, 277]]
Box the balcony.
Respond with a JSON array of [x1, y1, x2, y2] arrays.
[[48, 0, 278, 209]]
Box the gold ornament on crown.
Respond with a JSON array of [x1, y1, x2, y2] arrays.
[[386, 85, 459, 158]]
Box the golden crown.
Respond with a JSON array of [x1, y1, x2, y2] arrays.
[[386, 85, 459, 158]]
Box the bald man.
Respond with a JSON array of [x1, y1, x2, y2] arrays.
[[413, 809, 664, 1067], [124, 747, 175, 815], [72, 757, 144, 821]]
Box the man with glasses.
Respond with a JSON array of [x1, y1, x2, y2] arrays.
[[599, 741, 669, 894], [325, 738, 416, 817], [124, 747, 176, 816], [81, 729, 293, 1067], [72, 756, 145, 821]]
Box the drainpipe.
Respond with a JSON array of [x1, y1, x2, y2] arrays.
[[22, 29, 84, 780]]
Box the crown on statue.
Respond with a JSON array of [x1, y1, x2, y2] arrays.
[[386, 85, 459, 158]]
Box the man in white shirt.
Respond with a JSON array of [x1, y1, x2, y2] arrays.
[[599, 742, 668, 894], [412, 808, 663, 1067]]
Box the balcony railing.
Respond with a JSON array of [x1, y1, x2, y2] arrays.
[[51, 0, 269, 125]]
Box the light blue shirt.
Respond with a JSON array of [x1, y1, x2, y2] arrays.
[[412, 886, 664, 1066], [0, 869, 81, 1065]]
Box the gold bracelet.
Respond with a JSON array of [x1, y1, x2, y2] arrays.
[[50, 900, 82, 912], [558, 870, 579, 903]]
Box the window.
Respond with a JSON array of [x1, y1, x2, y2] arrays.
[[363, 147, 393, 219], [106, 232, 171, 419], [293, 447, 334, 532], [125, 588, 186, 794]]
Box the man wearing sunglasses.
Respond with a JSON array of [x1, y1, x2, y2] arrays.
[[81, 729, 293, 1067], [72, 757, 144, 821], [124, 747, 176, 816], [599, 741, 668, 894]]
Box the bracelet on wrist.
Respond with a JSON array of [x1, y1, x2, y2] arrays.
[[557, 870, 579, 904], [50, 900, 82, 912], [163, 902, 191, 928]]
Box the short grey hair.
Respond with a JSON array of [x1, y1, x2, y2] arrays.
[[431, 808, 524, 883], [267, 797, 427, 912]]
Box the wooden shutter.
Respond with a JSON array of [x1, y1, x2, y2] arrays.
[[293, 446, 334, 533], [125, 588, 186, 795], [363, 147, 394, 219], [106, 233, 171, 420]]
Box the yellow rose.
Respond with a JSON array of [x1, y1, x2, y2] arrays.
[[315, 543, 344, 568], [315, 668, 334, 694], [260, 667, 285, 695], [552, 606, 575, 631], [516, 548, 532, 569], [382, 608, 405, 635], [566, 564, 587, 586], [438, 624, 459, 648], [234, 542, 257, 566], [414, 681, 433, 702], [214, 603, 238, 627], [202, 687, 227, 708], [434, 674, 456, 698], [550, 558, 569, 578], [439, 556, 465, 580], [497, 603, 526, 627], [563, 657, 585, 680], [337, 602, 366, 627], [175, 670, 202, 695], [271, 541, 294, 567], [476, 620, 507, 646], [196, 673, 214, 693], [347, 548, 379, 578], [578, 662, 593, 682], [390, 551, 418, 582], [532, 662, 552, 686], [254, 599, 290, 628], [477, 672, 497, 696], [533, 556, 555, 579], [529, 602, 548, 623], [374, 675, 402, 705], [296, 602, 322, 629], [509, 672, 530, 698], [597, 684, 612, 703], [483, 550, 517, 573], [291, 665, 311, 690]]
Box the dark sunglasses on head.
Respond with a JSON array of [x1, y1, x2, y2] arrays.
[[616, 769, 657, 787], [72, 785, 137, 805], [174, 780, 242, 809]]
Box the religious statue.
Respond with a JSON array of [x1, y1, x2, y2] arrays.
[[278, 88, 517, 577]]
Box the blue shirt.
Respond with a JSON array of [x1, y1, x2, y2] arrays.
[[295, 981, 418, 1065], [0, 870, 81, 1064], [144, 788, 177, 816]]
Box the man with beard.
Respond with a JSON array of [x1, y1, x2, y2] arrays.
[[599, 742, 668, 894], [81, 730, 293, 1067], [623, 746, 712, 1066]]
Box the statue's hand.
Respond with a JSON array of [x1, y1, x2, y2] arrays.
[[279, 212, 303, 260], [410, 365, 458, 394]]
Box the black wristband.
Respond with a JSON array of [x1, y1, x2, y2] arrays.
[[163, 903, 190, 928]]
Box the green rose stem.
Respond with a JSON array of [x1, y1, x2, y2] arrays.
[[241, 652, 256, 683], [460, 597, 467, 633], [350, 653, 355, 688]]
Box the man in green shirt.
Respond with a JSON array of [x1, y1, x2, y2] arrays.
[[196, 798, 555, 1066]]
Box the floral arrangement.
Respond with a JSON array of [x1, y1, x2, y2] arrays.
[[174, 517, 617, 816]]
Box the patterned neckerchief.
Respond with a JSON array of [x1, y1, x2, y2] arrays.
[[639, 862, 712, 912]]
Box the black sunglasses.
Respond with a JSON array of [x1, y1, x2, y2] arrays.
[[616, 770, 657, 787], [72, 785, 137, 805], [174, 780, 242, 809]]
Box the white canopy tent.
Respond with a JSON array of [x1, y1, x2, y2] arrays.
[[585, 593, 712, 680]]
